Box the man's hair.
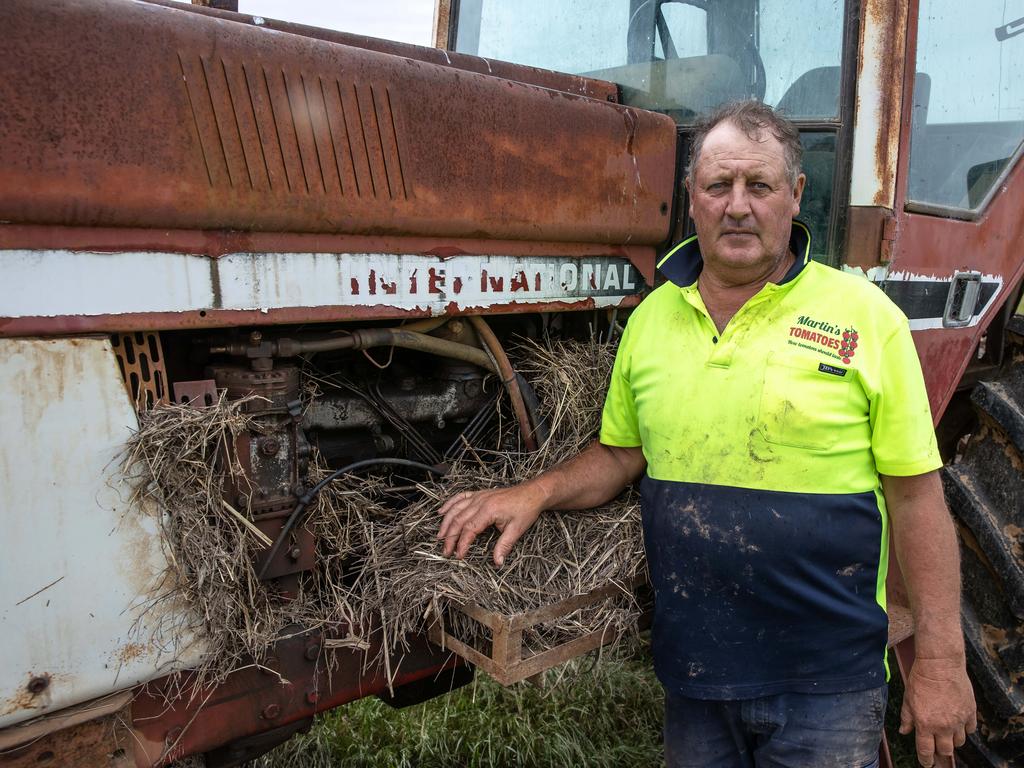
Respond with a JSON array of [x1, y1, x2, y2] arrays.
[[686, 101, 803, 188]]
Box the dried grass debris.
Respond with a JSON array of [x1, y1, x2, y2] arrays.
[[348, 335, 646, 668], [123, 333, 645, 690], [121, 393, 357, 689]]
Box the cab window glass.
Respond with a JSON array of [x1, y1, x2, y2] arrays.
[[655, 5, 707, 60], [761, 2, 845, 118], [799, 132, 837, 262], [454, 0, 844, 123], [908, 0, 1024, 211]]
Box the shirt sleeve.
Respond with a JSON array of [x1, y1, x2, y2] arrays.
[[869, 320, 943, 476], [599, 322, 643, 447]]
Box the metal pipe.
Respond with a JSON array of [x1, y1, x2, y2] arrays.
[[349, 328, 497, 372], [400, 317, 450, 334], [467, 316, 539, 452], [211, 325, 497, 373]]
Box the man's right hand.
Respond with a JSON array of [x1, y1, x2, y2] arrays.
[[437, 443, 646, 567], [437, 483, 547, 567]]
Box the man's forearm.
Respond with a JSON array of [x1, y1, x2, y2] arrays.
[[883, 471, 965, 660], [883, 470, 976, 765], [527, 441, 647, 511]]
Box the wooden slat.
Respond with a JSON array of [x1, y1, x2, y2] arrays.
[[887, 603, 914, 648], [433, 573, 648, 686], [453, 600, 503, 632], [509, 574, 645, 631]]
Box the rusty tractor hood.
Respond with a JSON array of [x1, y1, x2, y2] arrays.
[[0, 0, 677, 248]]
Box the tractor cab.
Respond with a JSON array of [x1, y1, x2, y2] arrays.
[[449, 0, 1024, 285], [450, 0, 850, 260]]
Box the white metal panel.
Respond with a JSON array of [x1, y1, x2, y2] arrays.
[[0, 338, 201, 728], [0, 249, 644, 319]]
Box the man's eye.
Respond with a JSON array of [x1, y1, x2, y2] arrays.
[[707, 182, 728, 191], [750, 182, 771, 191]]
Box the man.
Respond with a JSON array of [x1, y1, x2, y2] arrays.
[[437, 101, 975, 768]]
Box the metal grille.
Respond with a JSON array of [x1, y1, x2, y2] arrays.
[[178, 53, 410, 199], [111, 332, 168, 409]]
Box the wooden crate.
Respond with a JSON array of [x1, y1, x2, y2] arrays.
[[429, 577, 645, 686], [886, 602, 914, 648]]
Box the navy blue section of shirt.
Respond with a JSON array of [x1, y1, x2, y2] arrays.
[[640, 475, 888, 699]]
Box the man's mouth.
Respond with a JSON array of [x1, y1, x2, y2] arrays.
[[722, 230, 756, 236]]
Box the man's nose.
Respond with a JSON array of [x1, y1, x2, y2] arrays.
[[724, 184, 751, 219]]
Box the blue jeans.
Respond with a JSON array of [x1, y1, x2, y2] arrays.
[[664, 686, 887, 768]]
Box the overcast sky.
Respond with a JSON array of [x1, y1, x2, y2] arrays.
[[237, 0, 436, 46]]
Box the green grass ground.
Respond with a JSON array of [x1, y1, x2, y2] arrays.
[[259, 652, 664, 768], [260, 649, 923, 768]]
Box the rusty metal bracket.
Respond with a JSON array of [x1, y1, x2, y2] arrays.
[[112, 332, 168, 410], [0, 693, 134, 768], [171, 379, 218, 407]]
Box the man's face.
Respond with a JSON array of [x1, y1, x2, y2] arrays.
[[686, 121, 805, 281]]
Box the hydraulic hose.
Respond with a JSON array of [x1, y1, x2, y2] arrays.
[[212, 327, 497, 373], [467, 316, 539, 452]]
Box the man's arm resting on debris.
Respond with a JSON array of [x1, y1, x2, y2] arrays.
[[437, 441, 646, 566], [883, 470, 977, 767]]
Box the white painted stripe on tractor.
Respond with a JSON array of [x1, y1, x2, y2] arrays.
[[0, 249, 645, 318]]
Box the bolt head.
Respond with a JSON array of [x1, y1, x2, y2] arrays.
[[288, 546, 302, 562], [304, 644, 320, 661], [259, 437, 281, 456], [306, 690, 319, 705], [262, 704, 281, 720], [26, 676, 49, 695]]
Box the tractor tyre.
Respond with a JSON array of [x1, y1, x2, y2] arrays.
[[943, 315, 1024, 767]]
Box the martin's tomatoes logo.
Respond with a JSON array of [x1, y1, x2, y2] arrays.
[[788, 315, 861, 364], [840, 327, 859, 364]]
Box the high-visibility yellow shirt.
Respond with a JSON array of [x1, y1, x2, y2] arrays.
[[600, 221, 941, 698]]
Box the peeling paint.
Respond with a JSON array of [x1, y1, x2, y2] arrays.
[[0, 249, 647, 320], [0, 338, 203, 728], [850, 0, 909, 208], [841, 264, 890, 282]]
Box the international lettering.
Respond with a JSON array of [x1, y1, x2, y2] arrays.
[[348, 260, 640, 300]]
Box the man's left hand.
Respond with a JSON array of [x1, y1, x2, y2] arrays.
[[899, 657, 977, 767]]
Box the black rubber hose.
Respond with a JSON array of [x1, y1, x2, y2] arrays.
[[256, 458, 446, 580]]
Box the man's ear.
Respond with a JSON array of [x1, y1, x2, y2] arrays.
[[791, 173, 807, 216]]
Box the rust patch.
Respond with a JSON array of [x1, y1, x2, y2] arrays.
[[0, 0, 672, 246], [0, 293, 646, 339], [843, 206, 892, 269], [862, 0, 908, 207], [114, 643, 149, 667], [0, 706, 134, 768], [432, 0, 452, 50], [0, 674, 55, 719]]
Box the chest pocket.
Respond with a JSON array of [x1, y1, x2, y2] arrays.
[[757, 352, 854, 451]]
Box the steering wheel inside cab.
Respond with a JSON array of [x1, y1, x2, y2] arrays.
[[654, 0, 767, 102]]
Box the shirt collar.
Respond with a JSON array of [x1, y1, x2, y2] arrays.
[[656, 220, 813, 288]]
